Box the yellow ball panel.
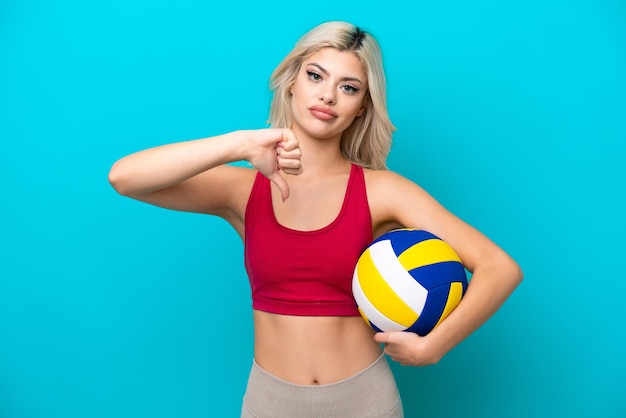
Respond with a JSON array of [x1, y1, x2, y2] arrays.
[[397, 238, 462, 271], [357, 307, 372, 329]]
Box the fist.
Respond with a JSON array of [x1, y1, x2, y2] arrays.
[[247, 128, 302, 200]]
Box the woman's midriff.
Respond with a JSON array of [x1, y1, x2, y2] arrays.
[[252, 310, 383, 385]]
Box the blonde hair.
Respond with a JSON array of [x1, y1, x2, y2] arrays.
[[269, 21, 395, 170]]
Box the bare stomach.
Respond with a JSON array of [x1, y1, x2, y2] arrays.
[[252, 310, 383, 385]]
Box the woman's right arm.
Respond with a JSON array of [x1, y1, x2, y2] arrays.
[[108, 129, 301, 219]]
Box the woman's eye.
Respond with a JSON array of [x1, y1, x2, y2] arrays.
[[342, 85, 359, 94], [307, 71, 322, 81]]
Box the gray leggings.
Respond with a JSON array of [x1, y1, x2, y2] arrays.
[[241, 353, 403, 418]]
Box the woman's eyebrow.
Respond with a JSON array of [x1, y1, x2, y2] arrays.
[[307, 62, 364, 85]]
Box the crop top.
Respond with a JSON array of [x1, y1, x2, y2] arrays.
[[244, 164, 373, 316]]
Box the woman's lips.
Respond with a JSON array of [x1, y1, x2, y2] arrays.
[[309, 105, 338, 120]]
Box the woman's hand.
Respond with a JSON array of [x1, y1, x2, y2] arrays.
[[246, 128, 302, 200], [374, 332, 443, 367]]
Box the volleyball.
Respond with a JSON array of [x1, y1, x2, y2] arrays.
[[352, 229, 468, 335]]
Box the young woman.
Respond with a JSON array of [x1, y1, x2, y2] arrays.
[[108, 21, 522, 418]]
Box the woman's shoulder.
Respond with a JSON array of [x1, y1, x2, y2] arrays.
[[362, 167, 417, 191], [195, 164, 259, 234], [362, 167, 432, 218]]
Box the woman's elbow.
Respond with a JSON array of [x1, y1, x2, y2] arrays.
[[484, 250, 523, 289], [504, 254, 524, 288], [107, 161, 132, 196]]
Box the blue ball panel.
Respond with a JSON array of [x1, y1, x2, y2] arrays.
[[408, 261, 468, 290], [369, 321, 383, 333], [407, 285, 451, 336], [372, 229, 439, 255]]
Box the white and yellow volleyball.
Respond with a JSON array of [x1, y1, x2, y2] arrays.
[[352, 229, 468, 335]]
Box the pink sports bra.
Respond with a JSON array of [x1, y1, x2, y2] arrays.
[[244, 164, 373, 316]]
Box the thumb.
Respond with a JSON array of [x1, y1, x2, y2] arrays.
[[267, 171, 290, 201], [373, 332, 390, 344]]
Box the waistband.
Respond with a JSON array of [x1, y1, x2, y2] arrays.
[[242, 353, 403, 417]]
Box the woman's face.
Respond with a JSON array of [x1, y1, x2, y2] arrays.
[[289, 47, 368, 141]]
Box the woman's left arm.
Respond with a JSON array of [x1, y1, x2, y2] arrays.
[[368, 171, 523, 366]]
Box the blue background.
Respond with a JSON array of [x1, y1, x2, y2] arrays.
[[1, 1, 624, 417]]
